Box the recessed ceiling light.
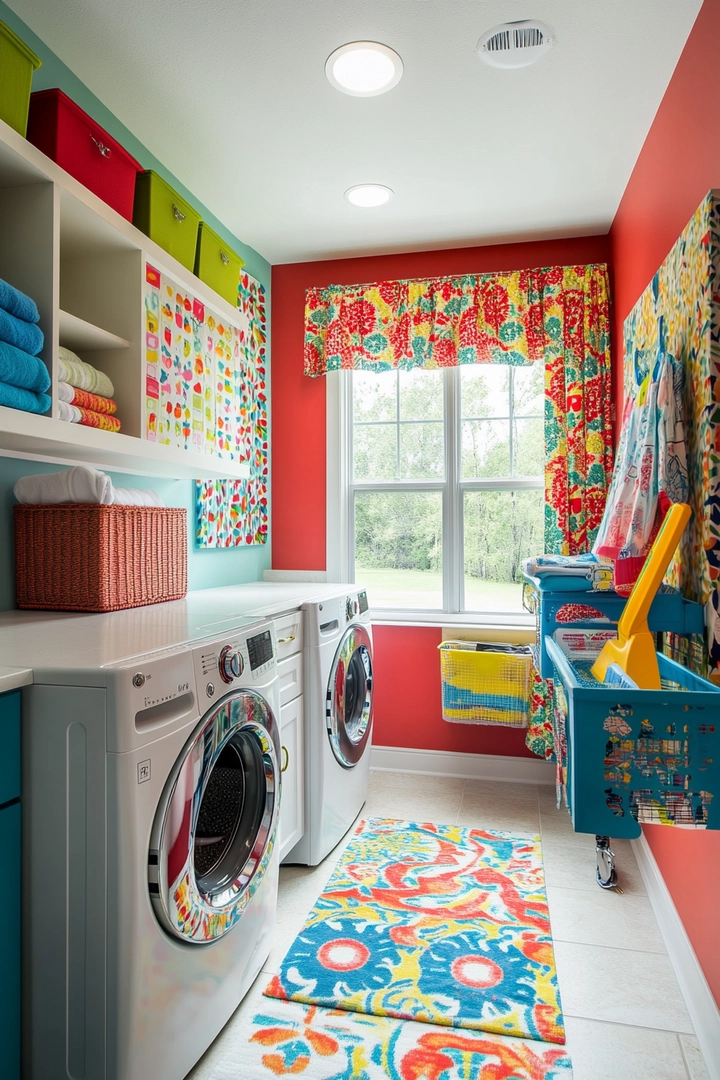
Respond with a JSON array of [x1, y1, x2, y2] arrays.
[[345, 184, 394, 208], [326, 41, 403, 97]]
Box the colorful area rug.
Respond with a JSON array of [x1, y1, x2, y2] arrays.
[[241, 993, 572, 1079], [264, 819, 564, 1045]]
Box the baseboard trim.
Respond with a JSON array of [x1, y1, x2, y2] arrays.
[[370, 745, 554, 784], [631, 833, 720, 1079]]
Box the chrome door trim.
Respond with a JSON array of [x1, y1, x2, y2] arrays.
[[148, 689, 280, 944], [326, 623, 373, 768]]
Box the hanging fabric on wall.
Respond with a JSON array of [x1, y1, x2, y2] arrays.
[[622, 190, 720, 673], [305, 263, 613, 555], [593, 350, 688, 564]]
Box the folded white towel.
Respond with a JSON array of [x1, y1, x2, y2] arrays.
[[57, 399, 81, 423], [57, 381, 74, 403], [14, 465, 164, 507], [58, 346, 114, 398]]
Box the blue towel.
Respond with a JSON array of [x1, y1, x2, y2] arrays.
[[0, 381, 50, 414], [0, 307, 43, 356], [0, 277, 39, 324], [0, 341, 50, 393]]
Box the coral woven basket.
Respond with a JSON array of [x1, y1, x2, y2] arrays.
[[14, 504, 187, 612]]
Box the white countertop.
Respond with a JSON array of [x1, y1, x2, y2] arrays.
[[0, 665, 33, 693], [0, 582, 357, 679]]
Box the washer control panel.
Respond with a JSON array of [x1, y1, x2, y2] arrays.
[[193, 623, 276, 698], [218, 644, 244, 683]]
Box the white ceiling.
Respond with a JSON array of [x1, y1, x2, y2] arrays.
[[9, 0, 703, 264]]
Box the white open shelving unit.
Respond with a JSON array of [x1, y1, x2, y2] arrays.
[[0, 115, 251, 479]]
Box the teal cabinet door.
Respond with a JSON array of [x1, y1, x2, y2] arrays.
[[0, 691, 20, 805], [0, 801, 20, 1079]]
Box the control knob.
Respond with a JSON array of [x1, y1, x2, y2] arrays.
[[346, 596, 357, 621], [218, 645, 243, 683]]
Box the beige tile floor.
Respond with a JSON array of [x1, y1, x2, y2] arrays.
[[187, 770, 710, 1080]]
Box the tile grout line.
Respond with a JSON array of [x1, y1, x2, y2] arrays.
[[562, 1011, 699, 1039], [676, 1030, 694, 1080], [551, 933, 669, 956], [554, 937, 679, 959]]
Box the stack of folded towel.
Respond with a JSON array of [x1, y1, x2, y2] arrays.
[[0, 278, 51, 415], [57, 346, 121, 432], [14, 465, 164, 506]]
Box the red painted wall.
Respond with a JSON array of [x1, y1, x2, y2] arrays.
[[272, 233, 611, 759], [609, 0, 720, 1005]]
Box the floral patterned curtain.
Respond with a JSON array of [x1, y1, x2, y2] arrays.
[[304, 264, 613, 554]]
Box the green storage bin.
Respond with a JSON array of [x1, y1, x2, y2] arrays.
[[194, 222, 244, 307], [133, 170, 201, 271], [0, 20, 41, 137]]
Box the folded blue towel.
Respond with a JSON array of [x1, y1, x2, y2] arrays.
[[0, 277, 40, 324], [0, 306, 43, 356], [0, 341, 50, 393], [0, 381, 50, 414]]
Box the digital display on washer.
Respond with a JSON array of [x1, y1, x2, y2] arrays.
[[248, 630, 273, 671], [358, 591, 369, 614]]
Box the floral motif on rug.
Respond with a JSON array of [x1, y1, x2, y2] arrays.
[[264, 819, 564, 1044], [244, 996, 572, 1079]]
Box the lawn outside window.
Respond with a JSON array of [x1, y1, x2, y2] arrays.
[[326, 366, 544, 622]]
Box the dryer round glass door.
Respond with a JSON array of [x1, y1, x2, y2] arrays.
[[149, 689, 280, 943], [326, 624, 373, 768]]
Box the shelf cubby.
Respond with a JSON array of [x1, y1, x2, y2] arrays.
[[0, 114, 252, 480]]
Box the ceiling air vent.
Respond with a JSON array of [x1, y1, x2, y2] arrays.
[[477, 20, 555, 69]]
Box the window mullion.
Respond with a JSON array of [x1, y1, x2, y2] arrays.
[[509, 367, 515, 477], [395, 369, 401, 479], [443, 366, 461, 613]]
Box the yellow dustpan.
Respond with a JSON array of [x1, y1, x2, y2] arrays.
[[590, 502, 692, 689]]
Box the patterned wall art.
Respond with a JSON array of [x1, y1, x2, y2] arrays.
[[196, 477, 268, 547], [195, 271, 269, 548], [623, 191, 720, 673]]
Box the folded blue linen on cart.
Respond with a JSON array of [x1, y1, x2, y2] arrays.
[[0, 382, 50, 414], [523, 554, 615, 592], [0, 277, 40, 324], [0, 340, 50, 393]]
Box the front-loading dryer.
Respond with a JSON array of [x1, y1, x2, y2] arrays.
[[22, 618, 281, 1080], [286, 589, 373, 866]]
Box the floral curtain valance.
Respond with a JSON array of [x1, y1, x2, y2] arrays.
[[305, 263, 613, 557], [304, 264, 609, 376]]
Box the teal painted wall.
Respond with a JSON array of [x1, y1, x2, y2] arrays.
[[0, 4, 272, 610]]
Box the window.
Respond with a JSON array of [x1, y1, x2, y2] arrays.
[[338, 364, 544, 617]]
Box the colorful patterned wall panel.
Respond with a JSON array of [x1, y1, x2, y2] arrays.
[[195, 271, 269, 548], [195, 477, 268, 547], [623, 191, 720, 672], [144, 262, 254, 463]]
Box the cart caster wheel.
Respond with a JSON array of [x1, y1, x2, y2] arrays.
[[595, 835, 619, 890]]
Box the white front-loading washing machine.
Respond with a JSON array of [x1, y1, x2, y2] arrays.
[[286, 589, 373, 866], [21, 617, 281, 1080]]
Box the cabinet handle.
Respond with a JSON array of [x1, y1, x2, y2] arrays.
[[220, 251, 230, 265], [277, 634, 295, 644], [281, 746, 289, 773], [172, 204, 186, 223], [90, 134, 111, 158]]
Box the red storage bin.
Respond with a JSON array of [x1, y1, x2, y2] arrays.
[[27, 89, 142, 220]]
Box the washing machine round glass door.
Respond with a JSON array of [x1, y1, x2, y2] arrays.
[[326, 623, 373, 768], [149, 689, 280, 943]]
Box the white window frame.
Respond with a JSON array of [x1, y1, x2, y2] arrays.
[[326, 367, 540, 627]]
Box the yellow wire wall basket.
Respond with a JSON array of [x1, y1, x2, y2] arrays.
[[438, 641, 533, 727]]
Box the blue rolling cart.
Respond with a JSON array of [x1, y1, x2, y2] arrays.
[[546, 636, 720, 889], [524, 574, 704, 679]]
